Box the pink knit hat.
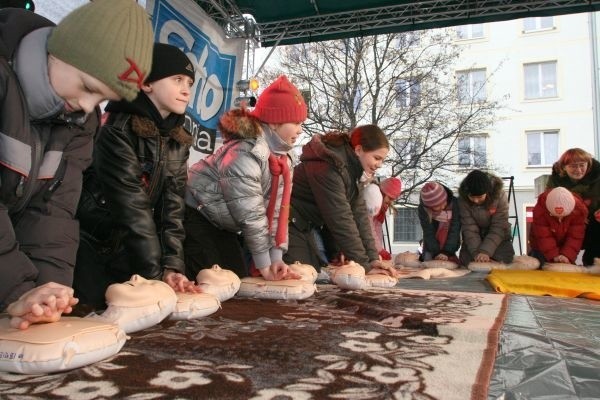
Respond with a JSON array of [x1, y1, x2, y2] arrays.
[[380, 177, 402, 200], [251, 75, 308, 124], [546, 187, 575, 217], [421, 182, 448, 208]]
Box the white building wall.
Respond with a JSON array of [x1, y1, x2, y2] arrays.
[[389, 13, 597, 255]]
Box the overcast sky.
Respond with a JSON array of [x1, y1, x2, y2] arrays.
[[33, 0, 87, 22], [34, 0, 148, 22]]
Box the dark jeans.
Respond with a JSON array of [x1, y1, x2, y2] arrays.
[[73, 232, 133, 309], [183, 206, 248, 280], [283, 223, 333, 271], [528, 249, 546, 267], [582, 220, 599, 265]]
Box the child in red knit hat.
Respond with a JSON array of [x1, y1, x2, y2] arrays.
[[364, 177, 402, 260], [184, 75, 308, 281]]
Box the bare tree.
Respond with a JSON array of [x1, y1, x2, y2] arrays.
[[260, 29, 502, 204]]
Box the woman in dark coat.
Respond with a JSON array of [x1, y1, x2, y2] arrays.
[[284, 125, 396, 276], [546, 148, 600, 265]]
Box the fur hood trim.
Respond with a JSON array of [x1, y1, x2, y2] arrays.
[[131, 115, 192, 145], [218, 108, 263, 140]]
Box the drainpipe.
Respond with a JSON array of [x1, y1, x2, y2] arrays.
[[590, 13, 600, 158]]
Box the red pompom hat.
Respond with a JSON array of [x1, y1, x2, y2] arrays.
[[380, 177, 402, 200], [251, 75, 308, 124]]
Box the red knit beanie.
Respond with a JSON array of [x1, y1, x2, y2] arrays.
[[251, 75, 308, 124], [380, 177, 402, 200], [421, 182, 448, 208]]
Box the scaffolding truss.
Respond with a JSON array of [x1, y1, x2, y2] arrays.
[[503, 176, 523, 255], [197, 0, 600, 46]]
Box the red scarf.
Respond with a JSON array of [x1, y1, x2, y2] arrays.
[[375, 202, 389, 224], [266, 153, 292, 247], [432, 209, 452, 249]]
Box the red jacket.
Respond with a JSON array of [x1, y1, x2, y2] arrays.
[[529, 190, 588, 263]]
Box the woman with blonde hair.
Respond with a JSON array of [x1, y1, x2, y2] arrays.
[[546, 148, 600, 265]]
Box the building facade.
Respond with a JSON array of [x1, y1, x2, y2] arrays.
[[389, 13, 598, 256]]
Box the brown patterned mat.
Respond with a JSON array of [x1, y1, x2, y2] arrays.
[[0, 285, 507, 399]]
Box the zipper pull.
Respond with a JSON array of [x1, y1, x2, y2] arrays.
[[43, 178, 64, 202], [15, 176, 25, 198]]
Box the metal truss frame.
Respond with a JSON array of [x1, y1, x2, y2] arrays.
[[197, 0, 600, 46], [195, 0, 252, 39]]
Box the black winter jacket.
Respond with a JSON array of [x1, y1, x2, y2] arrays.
[[546, 158, 600, 263], [76, 94, 192, 278], [0, 10, 99, 311]]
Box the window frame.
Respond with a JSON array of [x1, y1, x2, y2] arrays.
[[395, 78, 421, 108], [396, 31, 420, 48], [522, 16, 554, 33], [525, 129, 559, 167], [393, 207, 423, 243], [523, 61, 558, 100], [456, 68, 487, 104], [394, 138, 421, 168], [458, 135, 487, 168], [455, 23, 485, 40]]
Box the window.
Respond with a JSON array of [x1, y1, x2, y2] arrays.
[[289, 44, 308, 62], [395, 79, 421, 108], [526, 130, 558, 166], [457, 69, 486, 103], [524, 61, 557, 99], [458, 136, 487, 168], [353, 85, 362, 113], [397, 31, 420, 48], [338, 84, 362, 112], [394, 138, 421, 168], [456, 24, 484, 40], [523, 17, 554, 32], [393, 208, 423, 242]]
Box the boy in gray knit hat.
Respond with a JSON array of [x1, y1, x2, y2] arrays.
[[0, 0, 154, 329]]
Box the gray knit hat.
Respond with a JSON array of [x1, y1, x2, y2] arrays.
[[47, 0, 154, 101]]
